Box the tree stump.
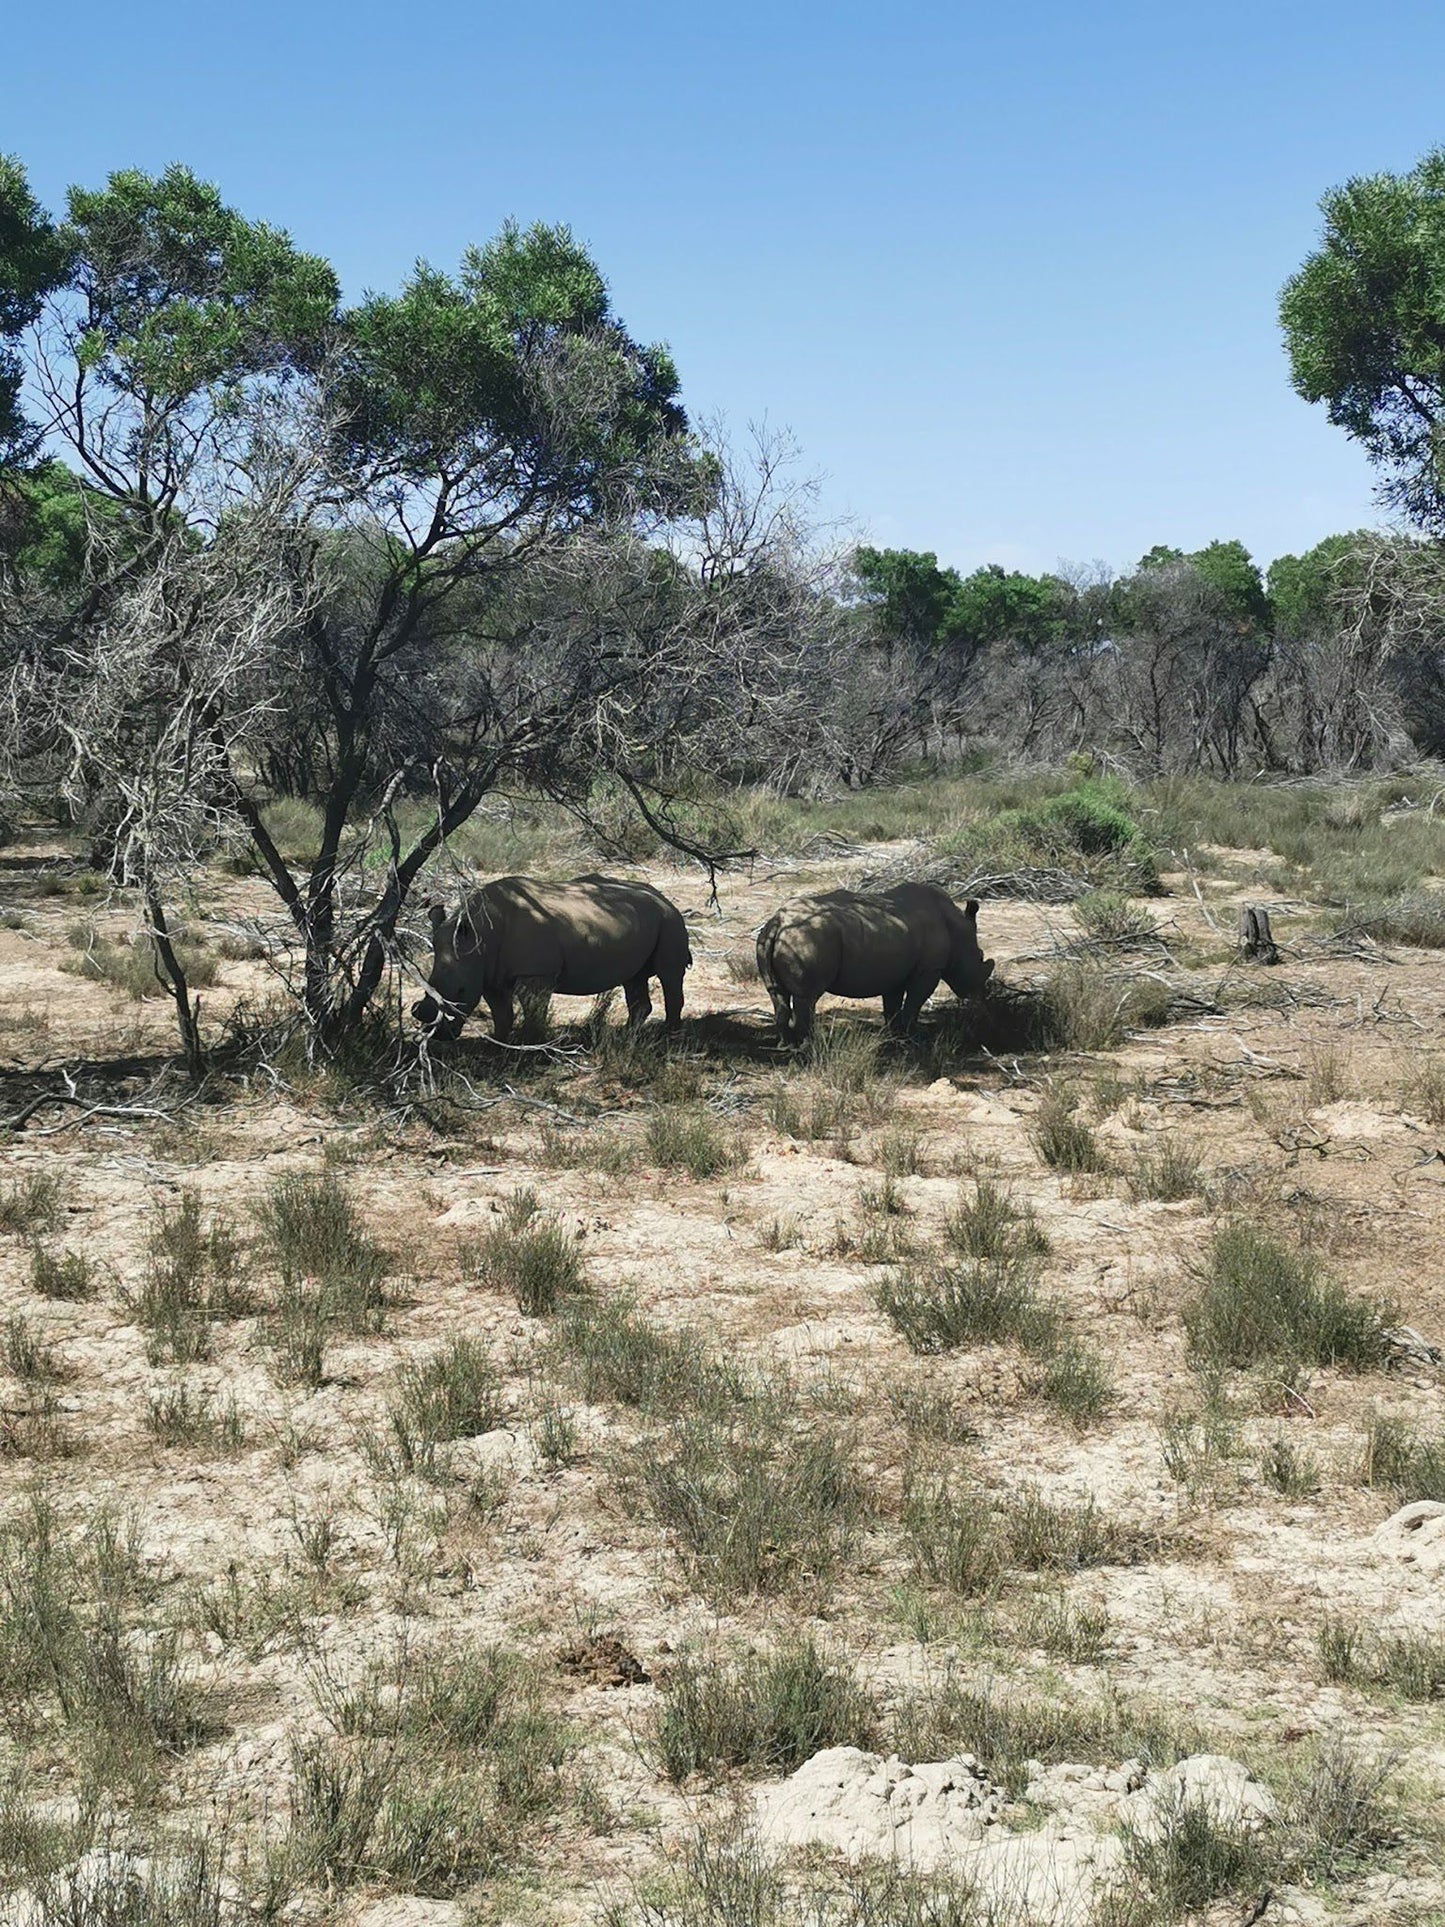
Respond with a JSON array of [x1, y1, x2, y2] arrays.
[[1237, 904, 1280, 965]]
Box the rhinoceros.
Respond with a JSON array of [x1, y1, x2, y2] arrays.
[[412, 874, 692, 1042], [755, 883, 994, 1044]]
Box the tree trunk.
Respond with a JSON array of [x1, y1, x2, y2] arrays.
[[144, 883, 205, 1080], [1237, 904, 1280, 966]]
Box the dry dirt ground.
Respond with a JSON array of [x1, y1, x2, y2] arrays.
[[2, 834, 1445, 1926]]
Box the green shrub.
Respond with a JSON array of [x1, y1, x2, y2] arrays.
[[645, 1107, 745, 1179], [656, 1639, 877, 1782], [254, 1171, 387, 1328], [626, 1397, 866, 1599], [462, 1190, 585, 1315], [1031, 1086, 1109, 1173], [942, 1178, 1048, 1259], [552, 1295, 740, 1417], [875, 1250, 1057, 1356], [1031, 1337, 1114, 1429], [290, 1643, 568, 1895], [1360, 1410, 1445, 1501], [1120, 1791, 1270, 1916], [370, 1338, 505, 1479], [889, 1671, 1198, 1799], [1127, 1139, 1203, 1202], [28, 1245, 94, 1301], [0, 1174, 61, 1236], [1185, 1223, 1392, 1372]]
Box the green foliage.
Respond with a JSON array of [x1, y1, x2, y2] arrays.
[[63, 164, 337, 404], [0, 1172, 61, 1235], [875, 1249, 1056, 1356], [625, 1393, 866, 1600], [656, 1639, 877, 1782], [291, 1642, 568, 1895], [552, 1295, 742, 1417], [890, 1671, 1197, 1799], [1185, 1222, 1393, 1373], [1360, 1409, 1445, 1501], [1281, 148, 1445, 529], [644, 1106, 744, 1178], [461, 1190, 585, 1314], [0, 155, 66, 467]]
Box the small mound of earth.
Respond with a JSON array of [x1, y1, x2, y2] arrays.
[[1374, 1499, 1445, 1573], [753, 1747, 1276, 1924]]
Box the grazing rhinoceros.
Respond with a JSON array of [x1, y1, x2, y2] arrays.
[[755, 882, 994, 1044], [413, 874, 692, 1042]]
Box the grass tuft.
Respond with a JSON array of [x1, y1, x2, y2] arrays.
[[1185, 1222, 1392, 1373]]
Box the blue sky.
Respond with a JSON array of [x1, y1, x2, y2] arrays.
[[8, 0, 1445, 577]]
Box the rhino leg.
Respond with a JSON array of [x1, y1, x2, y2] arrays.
[[789, 991, 819, 1046], [659, 970, 685, 1031], [485, 991, 515, 1042], [624, 971, 653, 1027], [897, 974, 940, 1036], [767, 986, 792, 1039], [881, 987, 905, 1031]]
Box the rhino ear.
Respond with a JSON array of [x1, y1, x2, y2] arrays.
[[964, 899, 981, 919], [425, 900, 447, 933]]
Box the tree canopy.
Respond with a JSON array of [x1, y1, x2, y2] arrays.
[[0, 156, 66, 470], [1281, 149, 1445, 532]]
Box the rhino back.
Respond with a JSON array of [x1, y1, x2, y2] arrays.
[[771, 890, 921, 997], [483, 876, 669, 993]]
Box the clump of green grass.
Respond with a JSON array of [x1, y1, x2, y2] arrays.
[[886, 1377, 976, 1445], [875, 1249, 1057, 1356], [367, 1339, 504, 1480], [0, 1490, 211, 1787], [1018, 1590, 1113, 1664], [1159, 1375, 1245, 1503], [1119, 1790, 1270, 1917], [537, 1124, 640, 1175], [1031, 1085, 1110, 1174], [900, 1474, 1135, 1598], [656, 1638, 877, 1782], [461, 1189, 585, 1315], [61, 924, 219, 999], [289, 1642, 568, 1895], [1074, 890, 1157, 944], [1127, 1138, 1203, 1202], [133, 1191, 254, 1364], [1184, 1222, 1393, 1373], [5, 1314, 69, 1383], [1336, 893, 1445, 948], [1030, 1336, 1114, 1429], [1360, 1409, 1445, 1501], [254, 1171, 388, 1330], [644, 1106, 745, 1179], [145, 1382, 247, 1452], [1259, 1431, 1320, 1497], [889, 1670, 1198, 1798], [942, 1178, 1048, 1259], [551, 1295, 742, 1418], [625, 1391, 867, 1600], [0, 1173, 62, 1236], [28, 1245, 94, 1300]]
